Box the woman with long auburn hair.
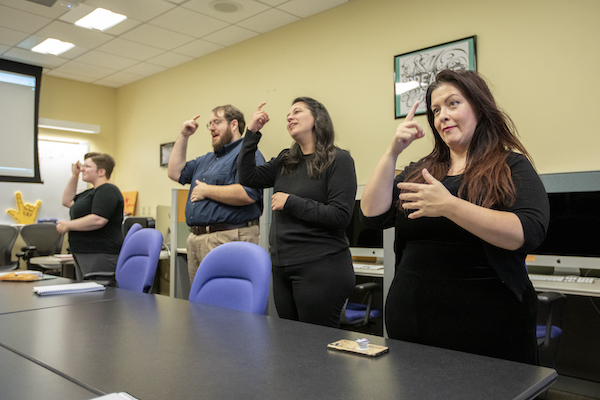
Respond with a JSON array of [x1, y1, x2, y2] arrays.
[[361, 70, 549, 364], [238, 97, 357, 328]]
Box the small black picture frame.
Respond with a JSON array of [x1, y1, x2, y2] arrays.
[[160, 142, 174, 167]]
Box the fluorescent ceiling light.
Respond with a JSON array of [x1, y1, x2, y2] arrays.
[[38, 118, 100, 134], [75, 8, 127, 31], [31, 38, 75, 56]]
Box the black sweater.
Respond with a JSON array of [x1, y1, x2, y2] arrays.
[[360, 153, 550, 300], [238, 129, 357, 267]]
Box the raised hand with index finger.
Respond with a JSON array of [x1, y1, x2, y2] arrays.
[[389, 101, 425, 156], [248, 102, 270, 133], [181, 114, 200, 137]]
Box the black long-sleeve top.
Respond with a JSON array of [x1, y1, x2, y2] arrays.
[[238, 129, 357, 267], [360, 152, 550, 300]]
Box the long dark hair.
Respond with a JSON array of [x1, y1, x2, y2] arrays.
[[280, 97, 337, 178], [404, 69, 531, 208]]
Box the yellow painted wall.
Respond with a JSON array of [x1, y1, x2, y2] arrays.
[[39, 0, 600, 216], [38, 75, 118, 177]]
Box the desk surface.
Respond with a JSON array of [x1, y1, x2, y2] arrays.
[[0, 346, 97, 400], [0, 277, 139, 315], [0, 288, 556, 400]]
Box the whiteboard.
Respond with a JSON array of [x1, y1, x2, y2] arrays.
[[0, 139, 89, 225]]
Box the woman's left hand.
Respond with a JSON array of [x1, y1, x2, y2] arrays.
[[397, 168, 456, 219], [271, 192, 289, 211]]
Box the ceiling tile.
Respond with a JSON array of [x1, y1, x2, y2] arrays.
[[0, 0, 351, 87], [146, 51, 193, 68], [202, 25, 258, 47], [2, 47, 68, 68], [52, 59, 116, 79], [95, 38, 165, 61], [182, 0, 270, 24], [171, 39, 223, 58], [120, 24, 195, 51], [237, 8, 299, 34], [255, 0, 289, 6], [102, 18, 143, 36], [0, 4, 52, 33], [75, 50, 140, 70], [149, 7, 229, 38], [35, 20, 114, 49], [123, 62, 167, 77], [276, 0, 348, 18], [45, 68, 97, 83], [0, 0, 67, 18], [83, 0, 176, 22], [95, 70, 144, 86], [0, 26, 30, 47]]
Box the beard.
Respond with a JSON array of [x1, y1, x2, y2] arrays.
[[212, 126, 234, 152]]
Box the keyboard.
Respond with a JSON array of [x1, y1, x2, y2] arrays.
[[529, 274, 595, 284], [353, 263, 383, 270]]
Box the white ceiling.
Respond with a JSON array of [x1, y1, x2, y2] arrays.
[[0, 0, 349, 87]]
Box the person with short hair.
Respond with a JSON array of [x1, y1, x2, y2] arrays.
[[58, 152, 124, 281], [168, 105, 265, 284]]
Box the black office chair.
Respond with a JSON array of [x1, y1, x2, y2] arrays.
[[0, 225, 20, 272], [340, 282, 382, 328], [536, 291, 567, 367], [16, 223, 64, 275]]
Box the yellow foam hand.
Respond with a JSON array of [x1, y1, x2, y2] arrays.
[[6, 192, 42, 224]]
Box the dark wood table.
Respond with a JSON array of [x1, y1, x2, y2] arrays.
[[0, 277, 140, 315], [0, 287, 557, 400]]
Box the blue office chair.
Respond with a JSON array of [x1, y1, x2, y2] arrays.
[[122, 222, 143, 248], [536, 291, 566, 367], [340, 282, 382, 327], [189, 241, 271, 314], [0, 225, 19, 272], [115, 226, 163, 293]]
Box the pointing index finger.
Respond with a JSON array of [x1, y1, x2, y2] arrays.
[[191, 115, 200, 121], [405, 101, 419, 121], [256, 102, 267, 111]]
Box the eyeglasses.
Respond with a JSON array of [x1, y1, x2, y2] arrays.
[[206, 119, 226, 129]]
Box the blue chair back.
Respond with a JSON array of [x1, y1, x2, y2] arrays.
[[115, 228, 163, 293], [189, 242, 271, 314], [122, 223, 143, 248]]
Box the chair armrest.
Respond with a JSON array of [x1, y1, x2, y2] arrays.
[[354, 282, 381, 293], [537, 291, 566, 306]]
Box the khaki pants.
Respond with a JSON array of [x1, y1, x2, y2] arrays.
[[186, 225, 260, 285]]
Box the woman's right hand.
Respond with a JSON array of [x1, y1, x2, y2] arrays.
[[248, 102, 269, 133], [388, 101, 425, 156]]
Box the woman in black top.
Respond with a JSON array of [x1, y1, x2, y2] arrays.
[[238, 98, 357, 328], [360, 70, 549, 364], [57, 152, 124, 280]]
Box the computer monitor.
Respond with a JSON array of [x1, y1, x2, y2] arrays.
[[345, 199, 384, 259], [527, 171, 600, 274]]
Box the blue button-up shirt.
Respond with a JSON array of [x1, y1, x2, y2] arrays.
[[179, 137, 265, 226]]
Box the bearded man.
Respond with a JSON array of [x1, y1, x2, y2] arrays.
[[168, 105, 265, 283]]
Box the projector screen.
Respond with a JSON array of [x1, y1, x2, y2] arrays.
[[0, 58, 42, 183]]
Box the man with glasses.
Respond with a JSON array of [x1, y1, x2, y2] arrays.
[[168, 105, 265, 284]]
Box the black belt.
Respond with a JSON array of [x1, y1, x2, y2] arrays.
[[190, 220, 259, 235]]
